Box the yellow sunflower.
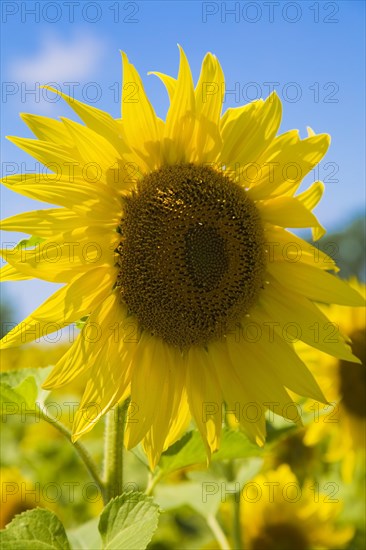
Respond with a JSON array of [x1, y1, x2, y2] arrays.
[[0, 48, 364, 469], [299, 279, 365, 482], [0, 467, 42, 528], [236, 464, 354, 550]]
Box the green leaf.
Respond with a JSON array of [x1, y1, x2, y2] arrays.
[[67, 518, 101, 550], [154, 481, 222, 517], [0, 367, 52, 416], [98, 492, 159, 550], [0, 508, 71, 549], [158, 428, 261, 476], [15, 235, 45, 249]]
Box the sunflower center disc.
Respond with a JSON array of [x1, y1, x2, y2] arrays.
[[339, 328, 366, 418], [117, 163, 266, 348]]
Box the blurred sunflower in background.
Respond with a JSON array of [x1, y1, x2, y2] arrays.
[[234, 465, 354, 550], [298, 280, 366, 482], [1, 47, 364, 470], [0, 467, 41, 528]]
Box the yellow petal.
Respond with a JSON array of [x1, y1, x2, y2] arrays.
[[2, 174, 121, 221], [0, 263, 33, 281], [268, 262, 366, 306], [258, 196, 321, 229], [186, 346, 222, 458], [0, 267, 115, 349], [121, 52, 161, 169], [195, 52, 224, 126], [259, 277, 359, 361], [252, 309, 326, 402], [248, 132, 330, 199], [125, 333, 168, 448], [72, 335, 135, 439], [0, 208, 80, 237], [1, 228, 117, 282], [40, 86, 129, 155], [227, 333, 302, 426], [220, 92, 282, 169], [61, 117, 120, 173], [142, 348, 190, 469], [20, 113, 74, 146], [149, 71, 177, 102], [209, 339, 266, 445], [264, 226, 338, 272], [43, 293, 124, 389], [163, 46, 195, 164], [296, 181, 326, 240], [7, 136, 77, 172]]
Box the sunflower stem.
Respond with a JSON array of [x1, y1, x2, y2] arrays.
[[36, 404, 104, 494], [207, 515, 232, 550], [145, 471, 163, 496], [103, 401, 127, 504], [231, 493, 243, 550], [225, 461, 243, 550]]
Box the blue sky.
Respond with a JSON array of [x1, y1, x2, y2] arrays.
[[1, 0, 365, 321]]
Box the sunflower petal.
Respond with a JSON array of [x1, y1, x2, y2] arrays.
[[121, 52, 161, 170], [0, 267, 115, 349], [258, 196, 321, 229], [149, 72, 177, 101], [264, 227, 338, 272], [268, 262, 366, 306], [296, 181, 326, 240], [0, 263, 33, 281], [163, 46, 196, 163], [40, 86, 129, 154], [248, 132, 330, 199], [209, 339, 266, 445], [220, 92, 282, 169], [186, 346, 222, 458], [125, 333, 169, 448], [142, 348, 190, 469], [1, 208, 80, 237], [20, 113, 74, 146], [195, 52, 224, 126], [259, 278, 360, 361]]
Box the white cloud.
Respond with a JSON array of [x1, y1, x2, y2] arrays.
[[11, 31, 106, 83]]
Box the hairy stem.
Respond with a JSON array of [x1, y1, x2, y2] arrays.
[[37, 404, 104, 494], [103, 401, 128, 504]]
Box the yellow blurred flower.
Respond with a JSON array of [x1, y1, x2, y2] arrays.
[[0, 342, 68, 371], [298, 279, 366, 482], [240, 464, 353, 550], [267, 428, 326, 485], [0, 467, 44, 528]]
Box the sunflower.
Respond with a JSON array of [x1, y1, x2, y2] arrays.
[[298, 280, 366, 482], [234, 464, 354, 550], [0, 48, 364, 469], [0, 467, 41, 528]]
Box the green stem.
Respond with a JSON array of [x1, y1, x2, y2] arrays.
[[231, 493, 242, 550], [36, 404, 104, 494], [103, 401, 127, 504], [225, 460, 243, 550], [207, 515, 232, 550]]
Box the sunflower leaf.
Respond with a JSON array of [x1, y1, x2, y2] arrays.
[[0, 367, 52, 415], [154, 481, 222, 517], [0, 507, 71, 549], [158, 428, 261, 476], [98, 492, 160, 550], [67, 518, 101, 550]]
